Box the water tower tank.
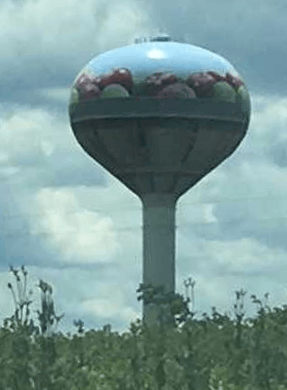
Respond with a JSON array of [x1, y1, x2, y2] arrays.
[[68, 34, 251, 328]]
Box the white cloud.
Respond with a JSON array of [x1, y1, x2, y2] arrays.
[[82, 298, 121, 318], [210, 238, 284, 272], [82, 287, 140, 325], [248, 95, 287, 149], [178, 202, 216, 226], [177, 231, 284, 274], [81, 291, 138, 322], [31, 188, 120, 263], [0, 104, 102, 189], [0, 107, 57, 173]]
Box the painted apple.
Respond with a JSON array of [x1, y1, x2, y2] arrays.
[[96, 68, 133, 93], [75, 73, 102, 100], [101, 84, 130, 98], [146, 72, 178, 96], [80, 83, 102, 100], [225, 72, 244, 90], [213, 81, 237, 103], [236, 85, 251, 113], [207, 71, 226, 82], [156, 82, 196, 98], [75, 73, 98, 88], [186, 72, 217, 97], [112, 68, 133, 92]]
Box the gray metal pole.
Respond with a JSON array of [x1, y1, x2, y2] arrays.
[[141, 193, 177, 328]]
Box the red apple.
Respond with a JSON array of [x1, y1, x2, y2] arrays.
[[146, 72, 178, 96], [160, 73, 178, 85], [75, 73, 102, 100], [225, 72, 244, 90], [96, 74, 112, 89], [186, 72, 217, 97], [79, 83, 102, 100], [112, 68, 133, 93], [96, 68, 133, 93], [206, 71, 226, 82], [75, 73, 98, 89]]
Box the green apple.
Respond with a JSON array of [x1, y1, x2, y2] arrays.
[[236, 85, 251, 114], [213, 81, 237, 103], [101, 84, 130, 98]]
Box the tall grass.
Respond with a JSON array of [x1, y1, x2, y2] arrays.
[[1, 265, 287, 389]]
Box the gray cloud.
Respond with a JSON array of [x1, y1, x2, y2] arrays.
[[143, 0, 287, 96]]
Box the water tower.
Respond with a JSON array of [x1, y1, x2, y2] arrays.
[[68, 34, 251, 329]]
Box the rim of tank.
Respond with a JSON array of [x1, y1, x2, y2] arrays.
[[70, 98, 247, 123]]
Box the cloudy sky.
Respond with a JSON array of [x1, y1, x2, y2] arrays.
[[0, 0, 287, 336]]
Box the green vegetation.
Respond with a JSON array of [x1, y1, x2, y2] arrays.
[[1, 266, 287, 389]]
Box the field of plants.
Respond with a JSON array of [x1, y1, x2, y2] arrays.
[[1, 265, 287, 390]]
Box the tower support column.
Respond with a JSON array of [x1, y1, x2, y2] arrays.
[[141, 193, 177, 329]]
